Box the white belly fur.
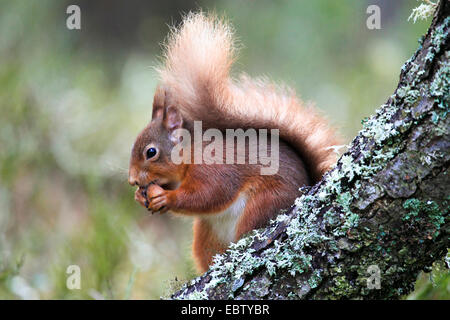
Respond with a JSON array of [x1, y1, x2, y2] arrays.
[[202, 194, 247, 245]]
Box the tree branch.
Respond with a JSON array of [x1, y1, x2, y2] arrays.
[[172, 0, 449, 300]]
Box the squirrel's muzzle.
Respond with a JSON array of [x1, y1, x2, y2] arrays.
[[128, 168, 139, 186]]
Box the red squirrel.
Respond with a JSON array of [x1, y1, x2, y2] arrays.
[[128, 13, 340, 273]]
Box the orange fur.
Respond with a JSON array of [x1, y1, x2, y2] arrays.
[[158, 12, 340, 182], [192, 218, 228, 272], [129, 12, 341, 274]]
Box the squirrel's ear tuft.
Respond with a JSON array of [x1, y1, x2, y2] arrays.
[[152, 105, 164, 121], [164, 105, 183, 141], [152, 85, 166, 120]]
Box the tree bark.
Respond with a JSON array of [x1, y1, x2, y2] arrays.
[[172, 0, 450, 300]]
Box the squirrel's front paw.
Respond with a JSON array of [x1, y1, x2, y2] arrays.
[[134, 187, 149, 208], [146, 184, 171, 214]]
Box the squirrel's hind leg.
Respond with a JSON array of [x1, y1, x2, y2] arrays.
[[192, 218, 228, 274]]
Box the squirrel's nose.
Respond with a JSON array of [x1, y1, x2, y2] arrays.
[[128, 175, 138, 186]]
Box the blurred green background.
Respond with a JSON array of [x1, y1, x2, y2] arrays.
[[0, 0, 448, 299]]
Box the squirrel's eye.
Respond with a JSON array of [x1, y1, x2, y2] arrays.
[[146, 147, 158, 160]]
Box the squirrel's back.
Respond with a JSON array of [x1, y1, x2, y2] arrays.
[[158, 12, 340, 183]]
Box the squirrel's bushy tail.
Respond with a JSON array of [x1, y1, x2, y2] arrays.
[[158, 12, 340, 182]]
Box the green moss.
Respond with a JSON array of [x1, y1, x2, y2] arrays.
[[308, 270, 322, 289], [361, 104, 399, 143], [324, 210, 339, 226], [403, 198, 448, 239], [426, 17, 450, 62], [330, 275, 355, 297], [397, 85, 420, 104], [402, 199, 422, 221], [188, 290, 209, 300], [430, 53, 450, 105]]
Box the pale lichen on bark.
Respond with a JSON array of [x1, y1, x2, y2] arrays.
[[171, 0, 449, 300]]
